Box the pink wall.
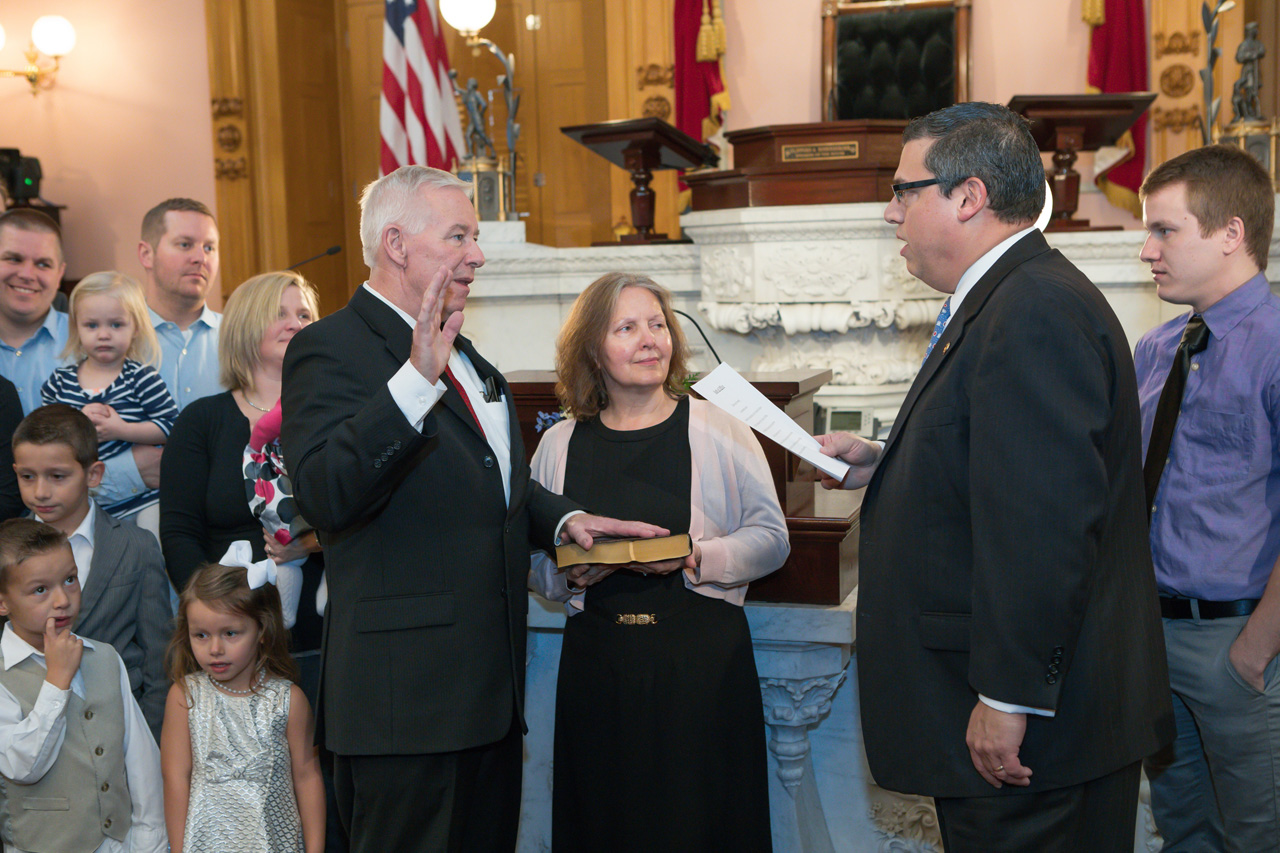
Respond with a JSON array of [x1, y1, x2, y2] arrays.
[[723, 0, 1140, 228], [0, 0, 218, 282]]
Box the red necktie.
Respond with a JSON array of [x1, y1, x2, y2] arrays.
[[443, 365, 486, 438]]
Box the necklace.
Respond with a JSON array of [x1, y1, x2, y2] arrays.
[[242, 391, 274, 413], [207, 668, 260, 695]]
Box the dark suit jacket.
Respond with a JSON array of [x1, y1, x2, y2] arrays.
[[73, 505, 173, 740], [281, 286, 579, 756], [0, 376, 24, 521], [857, 231, 1174, 799]]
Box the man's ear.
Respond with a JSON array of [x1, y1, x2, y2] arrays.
[[955, 177, 990, 223], [1220, 215, 1248, 257], [137, 240, 154, 272], [382, 226, 407, 269]]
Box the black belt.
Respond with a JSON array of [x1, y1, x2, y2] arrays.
[[1159, 596, 1260, 620]]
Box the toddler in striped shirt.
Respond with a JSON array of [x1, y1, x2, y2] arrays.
[[41, 272, 177, 517]]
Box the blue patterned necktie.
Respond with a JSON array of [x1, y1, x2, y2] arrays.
[[923, 297, 951, 364]]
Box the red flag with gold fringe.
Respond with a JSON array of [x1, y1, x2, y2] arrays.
[[1085, 0, 1149, 217], [674, 0, 730, 209]]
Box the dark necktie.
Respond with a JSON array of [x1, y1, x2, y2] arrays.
[[1143, 314, 1210, 506]]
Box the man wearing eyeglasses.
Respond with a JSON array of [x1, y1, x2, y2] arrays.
[[818, 102, 1174, 852]]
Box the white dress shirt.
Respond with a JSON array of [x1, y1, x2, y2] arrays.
[[0, 625, 167, 853], [64, 499, 97, 591]]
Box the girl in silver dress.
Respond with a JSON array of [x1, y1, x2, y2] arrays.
[[160, 554, 325, 853]]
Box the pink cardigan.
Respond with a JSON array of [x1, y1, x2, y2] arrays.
[[529, 397, 790, 611]]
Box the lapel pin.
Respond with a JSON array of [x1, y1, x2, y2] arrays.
[[942, 342, 951, 354]]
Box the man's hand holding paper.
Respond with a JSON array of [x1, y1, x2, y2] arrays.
[[816, 432, 882, 490]]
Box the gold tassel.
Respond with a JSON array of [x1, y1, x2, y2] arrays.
[[696, 0, 717, 62], [1081, 0, 1105, 27], [713, 0, 727, 57]]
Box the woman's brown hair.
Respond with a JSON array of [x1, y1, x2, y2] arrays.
[[166, 562, 299, 698], [555, 273, 691, 419]]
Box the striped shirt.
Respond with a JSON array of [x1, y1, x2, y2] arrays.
[[41, 360, 179, 516]]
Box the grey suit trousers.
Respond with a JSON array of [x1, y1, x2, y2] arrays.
[[1145, 614, 1280, 852]]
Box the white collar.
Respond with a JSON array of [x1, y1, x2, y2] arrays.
[[67, 498, 96, 549], [948, 225, 1038, 318], [363, 282, 417, 328], [2, 622, 94, 671], [147, 303, 221, 331]]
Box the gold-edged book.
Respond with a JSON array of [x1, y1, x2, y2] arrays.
[[555, 533, 692, 569]]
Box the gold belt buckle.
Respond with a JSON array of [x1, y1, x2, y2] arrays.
[[614, 613, 657, 626]]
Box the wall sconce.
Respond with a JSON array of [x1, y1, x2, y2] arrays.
[[0, 15, 77, 95]]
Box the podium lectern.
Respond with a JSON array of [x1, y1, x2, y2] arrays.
[[561, 117, 717, 245], [1008, 93, 1157, 231]]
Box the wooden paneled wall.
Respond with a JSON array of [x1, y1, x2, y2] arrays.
[[205, 0, 350, 315]]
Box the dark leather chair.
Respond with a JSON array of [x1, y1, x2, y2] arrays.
[[822, 0, 972, 121]]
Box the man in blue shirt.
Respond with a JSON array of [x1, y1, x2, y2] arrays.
[[96, 199, 223, 509], [0, 209, 68, 414], [1137, 144, 1280, 852]]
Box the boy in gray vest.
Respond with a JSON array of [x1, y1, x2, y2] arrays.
[[0, 519, 165, 853]]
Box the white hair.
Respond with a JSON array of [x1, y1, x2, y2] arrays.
[[358, 166, 473, 268]]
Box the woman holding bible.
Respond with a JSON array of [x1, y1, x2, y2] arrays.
[[530, 272, 789, 852]]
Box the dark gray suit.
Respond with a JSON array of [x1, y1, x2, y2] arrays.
[[857, 231, 1174, 802], [73, 505, 172, 740]]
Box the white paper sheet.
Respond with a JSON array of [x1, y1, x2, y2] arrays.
[[692, 363, 852, 483]]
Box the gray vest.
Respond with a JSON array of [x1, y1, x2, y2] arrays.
[[0, 642, 132, 853]]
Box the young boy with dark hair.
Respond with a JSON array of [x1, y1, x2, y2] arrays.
[[0, 518, 166, 853], [12, 404, 171, 739]]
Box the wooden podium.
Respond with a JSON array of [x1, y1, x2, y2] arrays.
[[1007, 93, 1156, 231], [684, 120, 906, 210], [506, 369, 860, 605], [561, 117, 717, 245]]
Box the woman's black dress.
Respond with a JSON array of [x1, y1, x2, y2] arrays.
[[552, 397, 772, 852]]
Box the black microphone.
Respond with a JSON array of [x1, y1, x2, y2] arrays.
[[673, 308, 722, 365], [289, 245, 341, 270]]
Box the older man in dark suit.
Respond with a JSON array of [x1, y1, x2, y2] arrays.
[[281, 166, 664, 853], [819, 103, 1174, 852]]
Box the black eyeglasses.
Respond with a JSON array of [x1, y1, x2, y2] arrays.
[[891, 178, 940, 202]]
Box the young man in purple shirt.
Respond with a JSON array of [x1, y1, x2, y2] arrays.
[[1137, 144, 1280, 852]]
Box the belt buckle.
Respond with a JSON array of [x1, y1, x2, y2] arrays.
[[614, 613, 657, 626]]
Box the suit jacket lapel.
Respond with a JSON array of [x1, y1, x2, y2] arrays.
[[879, 230, 1053, 460], [78, 507, 118, 621]]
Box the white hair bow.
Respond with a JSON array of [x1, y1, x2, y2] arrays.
[[220, 540, 277, 590]]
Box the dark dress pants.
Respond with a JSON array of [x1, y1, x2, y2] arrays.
[[333, 719, 523, 853], [934, 760, 1141, 853]]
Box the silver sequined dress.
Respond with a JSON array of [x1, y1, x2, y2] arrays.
[[183, 673, 304, 853]]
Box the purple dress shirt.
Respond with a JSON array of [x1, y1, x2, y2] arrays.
[[1135, 273, 1280, 600]]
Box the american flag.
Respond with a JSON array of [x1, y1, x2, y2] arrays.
[[380, 0, 466, 175]]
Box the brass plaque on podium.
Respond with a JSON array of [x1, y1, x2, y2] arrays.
[[781, 141, 860, 162]]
